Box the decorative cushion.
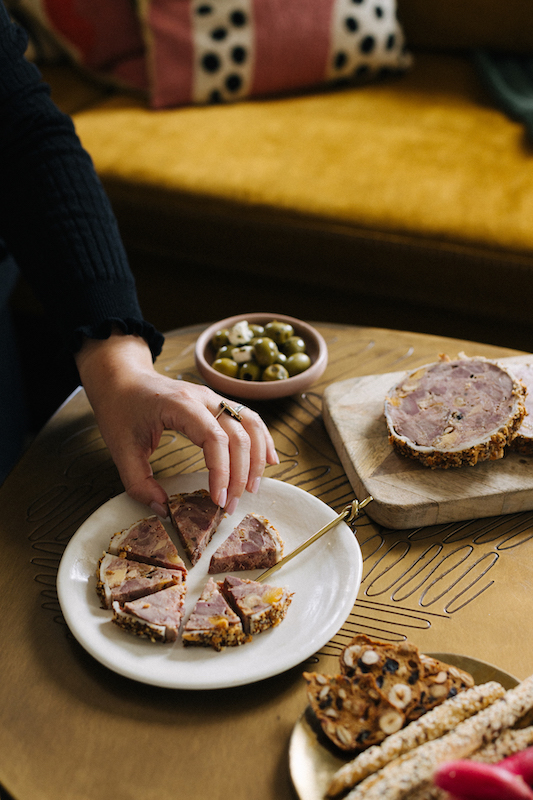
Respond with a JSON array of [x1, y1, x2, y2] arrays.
[[136, 0, 412, 108], [6, 0, 149, 90]]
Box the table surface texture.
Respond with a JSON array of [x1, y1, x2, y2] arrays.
[[1, 322, 531, 800]]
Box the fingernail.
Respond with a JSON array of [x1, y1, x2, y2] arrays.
[[150, 501, 169, 520], [251, 477, 261, 494], [217, 488, 227, 509], [226, 496, 239, 516]]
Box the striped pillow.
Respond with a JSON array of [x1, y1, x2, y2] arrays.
[[136, 0, 412, 108]]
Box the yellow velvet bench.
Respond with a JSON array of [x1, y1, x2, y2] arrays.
[[32, 0, 533, 350]]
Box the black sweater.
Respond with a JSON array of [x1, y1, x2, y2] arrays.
[[0, 2, 163, 358]]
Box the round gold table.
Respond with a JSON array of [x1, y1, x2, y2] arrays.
[[1, 323, 530, 800]]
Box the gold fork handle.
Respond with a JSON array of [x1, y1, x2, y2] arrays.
[[255, 495, 373, 583]]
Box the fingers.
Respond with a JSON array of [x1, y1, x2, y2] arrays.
[[264, 424, 279, 466], [76, 336, 278, 518], [227, 412, 258, 508], [112, 447, 170, 518], [240, 412, 269, 493], [183, 396, 279, 516], [203, 404, 257, 513], [98, 376, 278, 519]]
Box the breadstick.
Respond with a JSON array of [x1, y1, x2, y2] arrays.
[[405, 785, 445, 800], [327, 681, 506, 797], [344, 675, 533, 800], [400, 728, 533, 800], [472, 727, 533, 764]]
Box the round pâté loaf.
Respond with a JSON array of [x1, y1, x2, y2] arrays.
[[384, 355, 527, 468]]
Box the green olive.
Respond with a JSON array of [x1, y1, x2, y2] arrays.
[[211, 328, 230, 349], [281, 335, 306, 356], [239, 361, 261, 381], [253, 337, 279, 367], [264, 320, 294, 345], [262, 363, 289, 381], [212, 357, 239, 378], [248, 324, 265, 337], [216, 344, 233, 359], [286, 352, 311, 376], [207, 318, 309, 385]]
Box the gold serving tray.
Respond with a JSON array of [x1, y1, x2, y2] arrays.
[[289, 653, 519, 800]]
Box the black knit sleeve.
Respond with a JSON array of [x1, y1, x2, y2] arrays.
[[0, 3, 164, 359]]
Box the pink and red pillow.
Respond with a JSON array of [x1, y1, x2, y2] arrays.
[[8, 0, 411, 107], [137, 0, 412, 108]]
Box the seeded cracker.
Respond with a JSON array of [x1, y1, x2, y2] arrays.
[[343, 674, 533, 800], [327, 680, 506, 797]]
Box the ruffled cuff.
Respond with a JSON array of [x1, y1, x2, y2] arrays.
[[69, 317, 165, 361]]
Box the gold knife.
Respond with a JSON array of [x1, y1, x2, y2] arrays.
[[256, 495, 373, 583]]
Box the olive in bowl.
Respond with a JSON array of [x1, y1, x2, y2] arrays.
[[194, 313, 328, 400]]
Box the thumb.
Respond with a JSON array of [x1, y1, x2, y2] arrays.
[[116, 456, 169, 518]]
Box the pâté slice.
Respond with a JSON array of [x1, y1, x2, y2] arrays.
[[168, 489, 224, 565], [96, 553, 184, 609], [108, 514, 186, 575], [182, 577, 250, 650], [208, 512, 283, 574], [112, 582, 187, 643]]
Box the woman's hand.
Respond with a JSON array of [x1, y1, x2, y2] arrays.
[[74, 331, 278, 517]]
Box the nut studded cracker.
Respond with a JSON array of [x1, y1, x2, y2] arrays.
[[340, 635, 424, 719], [418, 653, 475, 712], [327, 680, 506, 797], [303, 672, 407, 752], [340, 635, 474, 721], [343, 674, 533, 800]]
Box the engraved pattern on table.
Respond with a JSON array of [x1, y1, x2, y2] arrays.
[[22, 328, 532, 655], [320, 508, 533, 657]]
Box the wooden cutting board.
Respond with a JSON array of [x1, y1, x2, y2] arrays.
[[322, 354, 533, 529]]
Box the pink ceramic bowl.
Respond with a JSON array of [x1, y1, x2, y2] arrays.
[[194, 312, 328, 401]]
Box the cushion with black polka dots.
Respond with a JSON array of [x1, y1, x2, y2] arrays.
[[136, 0, 412, 108]]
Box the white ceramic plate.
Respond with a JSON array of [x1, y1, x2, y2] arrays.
[[289, 653, 519, 800], [57, 473, 363, 690]]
